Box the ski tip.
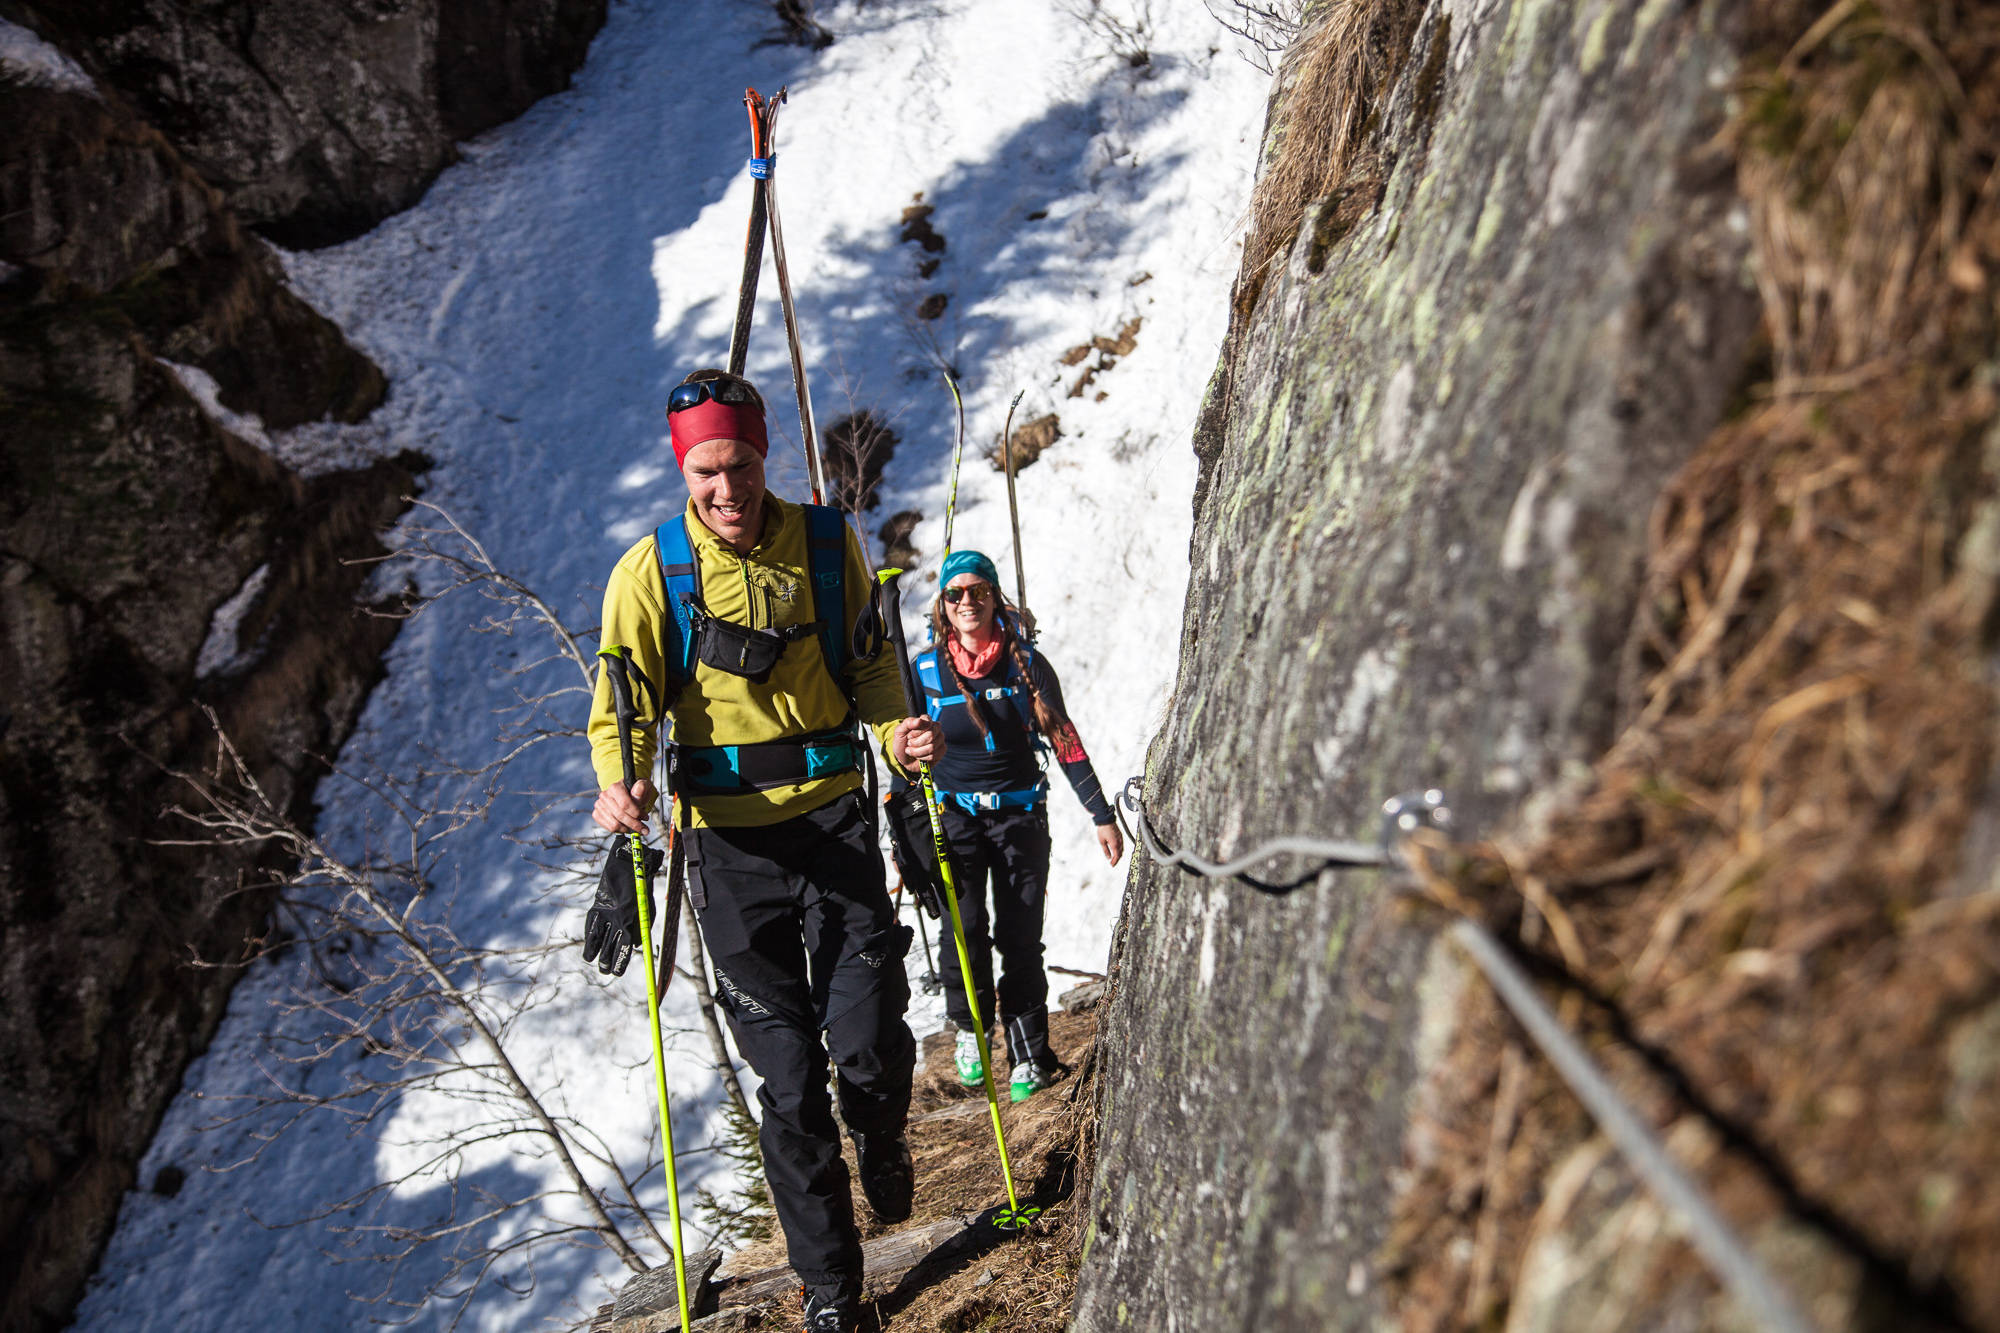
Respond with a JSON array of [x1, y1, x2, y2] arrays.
[[877, 567, 904, 585]]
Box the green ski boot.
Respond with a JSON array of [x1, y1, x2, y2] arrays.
[[1010, 1061, 1054, 1103], [954, 1029, 984, 1087]]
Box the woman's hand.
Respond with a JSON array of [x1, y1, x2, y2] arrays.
[[893, 716, 946, 768], [593, 779, 653, 834], [1096, 821, 1124, 867]]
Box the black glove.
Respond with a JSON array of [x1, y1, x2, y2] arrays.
[[886, 788, 947, 920], [584, 839, 665, 976]]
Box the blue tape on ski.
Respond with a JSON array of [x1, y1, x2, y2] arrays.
[[748, 155, 775, 179]]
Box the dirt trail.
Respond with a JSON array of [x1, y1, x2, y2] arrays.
[[594, 1006, 1101, 1332]]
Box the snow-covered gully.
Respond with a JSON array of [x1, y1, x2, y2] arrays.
[[72, 4, 1269, 1330]]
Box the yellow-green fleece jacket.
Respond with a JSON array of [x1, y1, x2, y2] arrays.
[[589, 494, 907, 828]]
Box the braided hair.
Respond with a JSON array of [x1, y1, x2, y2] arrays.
[[928, 589, 1068, 743]]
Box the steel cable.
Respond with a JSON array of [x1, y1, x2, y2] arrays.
[[1115, 774, 1818, 1333], [1115, 776, 1383, 891]]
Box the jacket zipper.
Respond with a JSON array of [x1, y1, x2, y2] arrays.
[[736, 554, 759, 630]]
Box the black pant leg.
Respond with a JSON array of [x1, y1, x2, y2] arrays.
[[798, 794, 916, 1137], [936, 802, 997, 1032], [687, 813, 861, 1287], [988, 808, 1053, 1067]]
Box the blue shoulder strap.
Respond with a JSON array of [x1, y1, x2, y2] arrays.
[[914, 650, 956, 720], [653, 517, 701, 689], [1000, 629, 1039, 733], [803, 504, 848, 681]]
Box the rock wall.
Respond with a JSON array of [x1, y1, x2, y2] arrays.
[[0, 3, 602, 1325], [3, 0, 607, 248], [1076, 0, 2000, 1323], [1070, 0, 1761, 1326], [0, 66, 415, 1333]]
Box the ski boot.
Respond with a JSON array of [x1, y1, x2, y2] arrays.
[[954, 1028, 984, 1086], [852, 1127, 914, 1223], [1010, 1060, 1056, 1103], [1005, 1007, 1059, 1102], [802, 1281, 860, 1333]]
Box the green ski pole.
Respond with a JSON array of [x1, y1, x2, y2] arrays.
[[598, 647, 695, 1325], [877, 572, 1038, 1232]]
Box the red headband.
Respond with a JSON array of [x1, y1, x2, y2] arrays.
[[669, 398, 769, 466]]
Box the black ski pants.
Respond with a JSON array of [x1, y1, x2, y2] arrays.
[[686, 791, 915, 1288], [937, 803, 1053, 1069]]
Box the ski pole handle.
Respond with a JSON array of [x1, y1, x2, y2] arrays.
[[878, 572, 920, 718], [598, 647, 640, 790]]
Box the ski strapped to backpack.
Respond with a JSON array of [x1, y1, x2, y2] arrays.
[[727, 90, 774, 377], [939, 370, 968, 564], [653, 505, 887, 796], [998, 388, 1031, 627], [758, 88, 828, 506]]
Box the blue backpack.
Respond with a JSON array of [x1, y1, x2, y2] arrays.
[[913, 620, 1043, 754]]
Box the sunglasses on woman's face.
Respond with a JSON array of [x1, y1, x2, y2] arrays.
[[942, 583, 994, 606], [667, 378, 759, 414]]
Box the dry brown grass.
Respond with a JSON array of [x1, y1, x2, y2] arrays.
[[1232, 0, 1429, 321], [1383, 0, 2000, 1328], [989, 414, 1064, 473]]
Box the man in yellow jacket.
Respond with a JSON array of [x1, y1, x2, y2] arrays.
[[589, 369, 941, 1333]]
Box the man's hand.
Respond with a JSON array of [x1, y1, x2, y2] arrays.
[[893, 717, 945, 769], [593, 779, 653, 834], [1096, 822, 1124, 867]]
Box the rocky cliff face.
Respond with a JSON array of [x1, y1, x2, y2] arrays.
[[0, 67, 411, 1333], [0, 4, 602, 1328], [1074, 0, 2000, 1328], [4, 0, 607, 248]]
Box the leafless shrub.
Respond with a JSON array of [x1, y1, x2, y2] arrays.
[[823, 411, 900, 515], [1061, 0, 1157, 69], [1205, 0, 1308, 72], [767, 0, 832, 49], [879, 511, 923, 571], [158, 503, 768, 1327]]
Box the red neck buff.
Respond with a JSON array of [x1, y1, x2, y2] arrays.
[[670, 398, 769, 466], [947, 632, 1005, 680]]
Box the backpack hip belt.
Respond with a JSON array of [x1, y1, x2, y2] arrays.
[[674, 723, 862, 795], [939, 783, 1049, 815]]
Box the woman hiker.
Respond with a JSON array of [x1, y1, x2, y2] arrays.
[[906, 549, 1123, 1101]]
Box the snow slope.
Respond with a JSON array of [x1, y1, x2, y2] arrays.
[[73, 2, 1269, 1328]]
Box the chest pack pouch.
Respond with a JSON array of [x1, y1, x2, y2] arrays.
[[686, 597, 824, 684], [655, 505, 883, 799], [655, 505, 856, 691]]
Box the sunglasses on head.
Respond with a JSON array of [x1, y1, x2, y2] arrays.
[[668, 379, 759, 414], [942, 583, 994, 605]]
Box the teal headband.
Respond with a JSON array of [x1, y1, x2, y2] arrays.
[[939, 549, 1001, 591]]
